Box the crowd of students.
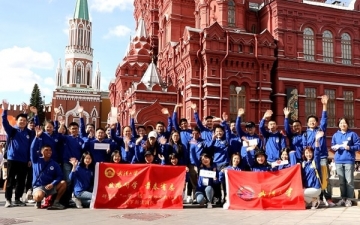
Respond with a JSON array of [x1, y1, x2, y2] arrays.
[[1, 95, 359, 210]]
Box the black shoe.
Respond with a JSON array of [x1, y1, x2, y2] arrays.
[[14, 200, 26, 206]]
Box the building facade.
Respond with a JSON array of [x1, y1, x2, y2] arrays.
[[109, 0, 360, 143], [52, 0, 109, 129]]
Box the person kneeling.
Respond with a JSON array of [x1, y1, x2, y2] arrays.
[[31, 130, 66, 210]]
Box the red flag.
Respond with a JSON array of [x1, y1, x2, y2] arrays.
[[225, 164, 305, 210], [90, 163, 186, 209]]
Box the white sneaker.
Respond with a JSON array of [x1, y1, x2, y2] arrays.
[[345, 199, 352, 207], [336, 199, 345, 206], [185, 196, 193, 204], [207, 202, 213, 209], [311, 198, 320, 210], [4, 200, 12, 208], [74, 198, 83, 209]]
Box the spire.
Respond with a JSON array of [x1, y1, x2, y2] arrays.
[[56, 58, 63, 87], [93, 62, 101, 91], [135, 18, 147, 38], [74, 0, 90, 21], [140, 60, 163, 90]]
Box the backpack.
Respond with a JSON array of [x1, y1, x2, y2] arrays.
[[3, 129, 17, 160]]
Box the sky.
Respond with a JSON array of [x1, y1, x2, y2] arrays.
[[0, 0, 135, 105]]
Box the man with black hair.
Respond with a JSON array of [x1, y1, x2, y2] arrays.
[[191, 103, 217, 142], [2, 100, 35, 208], [283, 107, 304, 162]]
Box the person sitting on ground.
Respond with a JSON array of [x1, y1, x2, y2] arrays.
[[31, 126, 66, 209]]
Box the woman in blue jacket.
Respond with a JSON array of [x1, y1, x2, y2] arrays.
[[331, 118, 360, 207], [302, 131, 323, 210], [69, 151, 94, 208], [195, 153, 219, 209]]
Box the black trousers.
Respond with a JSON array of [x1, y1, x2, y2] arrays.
[[25, 165, 33, 192], [5, 160, 28, 201]]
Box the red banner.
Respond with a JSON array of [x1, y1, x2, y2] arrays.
[[90, 163, 186, 209], [225, 164, 305, 210]]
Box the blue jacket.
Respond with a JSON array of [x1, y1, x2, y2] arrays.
[[259, 119, 286, 162], [110, 129, 136, 163], [302, 111, 328, 159], [271, 151, 297, 171], [196, 165, 219, 193], [172, 112, 192, 143], [194, 112, 213, 142], [59, 134, 84, 162], [302, 147, 321, 189], [164, 143, 188, 165], [219, 165, 241, 183], [2, 110, 35, 163], [83, 138, 115, 163], [30, 138, 63, 187], [38, 132, 63, 163], [188, 138, 206, 167], [134, 143, 165, 164], [245, 150, 272, 172], [331, 130, 360, 164], [79, 118, 95, 143], [69, 164, 94, 197], [284, 118, 303, 162]]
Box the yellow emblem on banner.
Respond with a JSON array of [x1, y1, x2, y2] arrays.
[[104, 167, 115, 178]]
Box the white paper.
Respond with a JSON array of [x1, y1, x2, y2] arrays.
[[271, 160, 289, 167], [331, 143, 347, 151], [111, 107, 118, 117], [242, 139, 258, 147], [108, 116, 117, 124], [199, 169, 216, 178], [94, 143, 110, 150]]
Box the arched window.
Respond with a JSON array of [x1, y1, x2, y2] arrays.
[[341, 33, 351, 65], [323, 30, 333, 63], [228, 0, 235, 27], [76, 70, 81, 84], [303, 28, 314, 61], [67, 71, 70, 84], [78, 25, 84, 46], [239, 44, 243, 52], [229, 84, 246, 120], [87, 71, 90, 85]]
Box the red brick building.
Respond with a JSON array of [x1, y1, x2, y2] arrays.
[[109, 0, 360, 139]]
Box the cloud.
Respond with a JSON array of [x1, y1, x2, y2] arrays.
[[103, 25, 131, 39], [90, 0, 133, 12], [0, 46, 55, 103]]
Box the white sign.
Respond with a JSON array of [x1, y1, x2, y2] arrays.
[[243, 139, 258, 147], [94, 143, 110, 150], [111, 107, 118, 117], [199, 169, 216, 178], [271, 160, 289, 167]]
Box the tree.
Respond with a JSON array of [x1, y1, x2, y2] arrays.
[[29, 84, 45, 124]]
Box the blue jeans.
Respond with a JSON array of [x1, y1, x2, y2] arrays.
[[335, 163, 354, 199], [195, 186, 214, 204], [62, 162, 72, 184], [76, 191, 92, 207]]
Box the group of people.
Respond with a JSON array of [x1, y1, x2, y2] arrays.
[[1, 94, 359, 210]]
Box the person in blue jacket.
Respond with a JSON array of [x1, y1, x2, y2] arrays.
[[236, 108, 262, 170], [187, 126, 206, 203], [37, 120, 63, 163], [31, 126, 66, 210], [110, 125, 136, 163], [83, 128, 115, 163], [195, 152, 219, 209], [283, 107, 304, 162], [331, 117, 360, 207], [78, 107, 95, 142], [2, 100, 35, 208], [191, 103, 216, 142], [134, 131, 166, 164], [219, 152, 242, 203], [246, 147, 272, 172], [302, 131, 324, 210], [271, 147, 297, 170], [302, 95, 333, 206], [69, 151, 94, 208], [259, 110, 286, 163], [166, 130, 188, 165], [172, 104, 192, 145]]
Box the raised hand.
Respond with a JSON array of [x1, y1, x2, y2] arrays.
[[161, 108, 169, 115], [2, 99, 9, 110], [22, 102, 29, 113], [30, 106, 38, 115], [158, 154, 165, 161], [136, 136, 143, 145], [190, 103, 197, 111], [263, 110, 273, 119], [283, 107, 290, 117], [69, 157, 78, 167], [54, 107, 60, 115], [238, 108, 245, 117], [222, 112, 228, 122], [315, 131, 324, 140], [158, 136, 167, 145], [58, 116, 65, 125], [321, 95, 328, 105], [35, 126, 43, 137]]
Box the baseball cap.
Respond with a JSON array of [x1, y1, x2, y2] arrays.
[[148, 131, 158, 139], [245, 121, 255, 128]]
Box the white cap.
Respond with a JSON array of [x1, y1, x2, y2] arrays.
[[148, 131, 158, 139]]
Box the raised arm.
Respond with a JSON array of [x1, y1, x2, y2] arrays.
[[1, 100, 14, 134], [172, 104, 182, 132], [235, 108, 246, 138], [110, 124, 123, 145], [78, 107, 87, 137], [283, 107, 294, 138], [319, 95, 328, 132], [221, 112, 231, 142], [129, 109, 137, 138], [30, 126, 43, 163], [259, 110, 273, 137], [191, 103, 206, 131], [161, 108, 172, 133]]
